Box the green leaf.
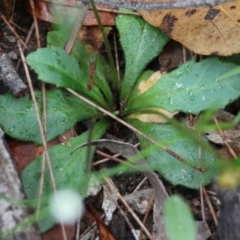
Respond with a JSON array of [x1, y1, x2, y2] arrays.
[[130, 120, 215, 189], [164, 195, 196, 240], [21, 120, 109, 232], [116, 14, 169, 100], [0, 89, 97, 144], [47, 31, 114, 108], [126, 58, 240, 114], [26, 47, 109, 108]]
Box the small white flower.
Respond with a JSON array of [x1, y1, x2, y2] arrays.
[[49, 189, 84, 224]]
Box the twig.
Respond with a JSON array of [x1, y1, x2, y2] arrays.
[[139, 193, 155, 240], [213, 116, 237, 159], [133, 177, 148, 193], [16, 23, 35, 70], [105, 178, 153, 239], [113, 32, 120, 81], [9, 20, 27, 33], [200, 186, 206, 222], [202, 187, 218, 225], [89, 6, 140, 15], [93, 152, 121, 166], [0, 13, 29, 50], [96, 150, 139, 170], [17, 42, 69, 238], [29, 0, 41, 48], [103, 183, 138, 240], [198, 134, 206, 222]]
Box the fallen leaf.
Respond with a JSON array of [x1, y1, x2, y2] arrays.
[[205, 129, 240, 147], [88, 208, 116, 240], [42, 225, 75, 240], [138, 0, 240, 55], [128, 71, 178, 123], [28, 0, 115, 26], [8, 129, 75, 172], [83, 5, 115, 26]]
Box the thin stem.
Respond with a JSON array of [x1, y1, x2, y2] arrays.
[[89, 0, 120, 93]]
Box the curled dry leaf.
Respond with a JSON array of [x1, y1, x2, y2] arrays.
[[138, 0, 240, 55], [88, 207, 116, 240], [128, 71, 178, 123], [205, 129, 240, 147]]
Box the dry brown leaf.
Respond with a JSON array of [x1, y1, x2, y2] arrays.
[[138, 0, 240, 55], [88, 208, 116, 240], [128, 71, 178, 123], [28, 1, 115, 26]]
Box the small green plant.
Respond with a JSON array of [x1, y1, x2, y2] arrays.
[[0, 13, 240, 233]]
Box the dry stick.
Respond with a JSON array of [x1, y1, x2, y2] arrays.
[[96, 150, 140, 170], [95, 141, 141, 166], [113, 32, 120, 81], [92, 152, 121, 166], [79, 223, 98, 239], [0, 13, 29, 50], [28, 0, 51, 234], [133, 177, 147, 193], [200, 186, 206, 222], [89, 6, 140, 15], [66, 88, 205, 172], [9, 20, 27, 33], [207, 190, 217, 196], [139, 193, 155, 240], [17, 42, 69, 239], [75, 222, 80, 240], [198, 135, 206, 222], [102, 184, 138, 240], [16, 23, 35, 70], [213, 116, 237, 159], [105, 178, 154, 240], [29, 0, 41, 49], [29, 0, 48, 172], [202, 187, 218, 225]]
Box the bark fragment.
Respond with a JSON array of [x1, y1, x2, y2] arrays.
[[0, 128, 41, 240]]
